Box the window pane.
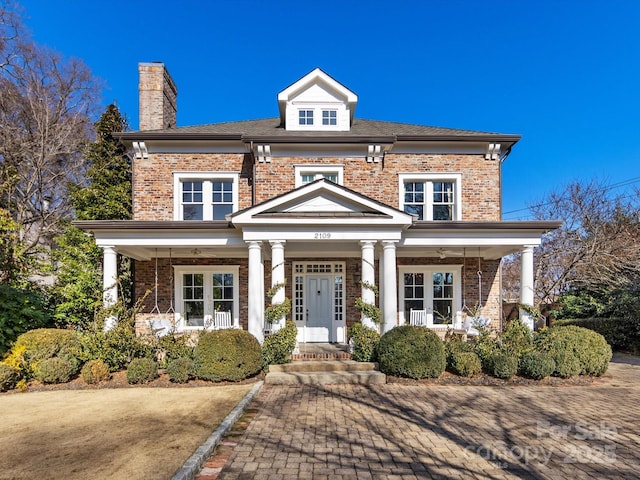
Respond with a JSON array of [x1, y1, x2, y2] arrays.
[[432, 181, 455, 220], [184, 273, 204, 326], [433, 205, 453, 220], [183, 204, 203, 220], [404, 182, 425, 220], [404, 204, 423, 220], [212, 180, 233, 219], [433, 300, 452, 324], [212, 204, 232, 220]]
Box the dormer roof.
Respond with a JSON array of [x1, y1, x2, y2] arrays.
[[277, 68, 358, 131]]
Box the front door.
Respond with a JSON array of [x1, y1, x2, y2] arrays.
[[304, 275, 332, 342]]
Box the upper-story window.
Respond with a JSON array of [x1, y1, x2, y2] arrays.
[[174, 172, 238, 220], [398, 173, 462, 221], [295, 165, 344, 187], [322, 110, 337, 126], [298, 109, 314, 125]]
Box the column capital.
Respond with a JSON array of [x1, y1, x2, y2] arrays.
[[359, 240, 377, 248], [381, 240, 398, 249], [269, 240, 286, 248], [246, 240, 262, 248]]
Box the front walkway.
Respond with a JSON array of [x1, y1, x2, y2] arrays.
[[207, 356, 640, 479]]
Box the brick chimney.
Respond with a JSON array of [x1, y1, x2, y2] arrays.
[[138, 62, 178, 131]]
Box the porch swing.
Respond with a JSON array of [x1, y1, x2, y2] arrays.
[[148, 248, 175, 336], [461, 247, 491, 336]]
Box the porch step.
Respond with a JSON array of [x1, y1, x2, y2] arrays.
[[265, 360, 386, 385]]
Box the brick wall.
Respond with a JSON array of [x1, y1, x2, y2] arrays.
[[138, 63, 177, 131], [134, 152, 501, 221]]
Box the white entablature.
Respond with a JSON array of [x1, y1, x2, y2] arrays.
[[278, 68, 358, 132]]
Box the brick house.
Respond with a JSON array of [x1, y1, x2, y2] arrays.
[[77, 63, 558, 343]]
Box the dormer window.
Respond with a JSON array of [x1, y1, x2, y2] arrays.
[[298, 109, 314, 125], [322, 110, 337, 126]]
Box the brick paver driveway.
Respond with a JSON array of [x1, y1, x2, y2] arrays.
[[218, 357, 640, 479]]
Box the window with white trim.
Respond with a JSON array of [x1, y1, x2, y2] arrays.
[[295, 165, 344, 187], [399, 173, 462, 221], [174, 173, 238, 221], [322, 110, 337, 125], [399, 265, 461, 326], [298, 109, 314, 125], [175, 266, 239, 329]]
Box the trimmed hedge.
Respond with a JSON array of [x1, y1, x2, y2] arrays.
[[449, 351, 482, 377], [554, 317, 640, 354], [194, 329, 262, 382], [535, 325, 612, 376], [126, 358, 158, 384], [501, 319, 533, 360], [487, 350, 518, 379], [519, 350, 555, 380], [349, 322, 380, 362], [377, 326, 445, 379], [33, 357, 77, 384], [0, 363, 21, 391], [167, 357, 196, 383], [262, 320, 298, 368], [81, 359, 111, 384], [11, 328, 81, 377]]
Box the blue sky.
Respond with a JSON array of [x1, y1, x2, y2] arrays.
[[18, 0, 640, 219]]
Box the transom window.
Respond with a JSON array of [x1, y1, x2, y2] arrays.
[[399, 265, 461, 326], [399, 173, 462, 221], [175, 266, 239, 329], [298, 109, 314, 125], [295, 165, 344, 187], [174, 173, 238, 221], [322, 110, 337, 125]]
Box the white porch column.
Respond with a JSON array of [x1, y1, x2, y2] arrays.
[[269, 240, 286, 331], [247, 241, 264, 343], [360, 240, 377, 330], [102, 246, 118, 331], [381, 240, 398, 333], [520, 245, 535, 329]]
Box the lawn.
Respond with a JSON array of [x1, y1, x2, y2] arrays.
[[0, 384, 253, 480]]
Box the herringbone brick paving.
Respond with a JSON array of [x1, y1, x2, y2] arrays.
[[200, 357, 640, 479]]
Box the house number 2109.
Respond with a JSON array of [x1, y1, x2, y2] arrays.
[[314, 233, 331, 239]]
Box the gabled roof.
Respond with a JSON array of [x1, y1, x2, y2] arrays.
[[231, 178, 414, 227]]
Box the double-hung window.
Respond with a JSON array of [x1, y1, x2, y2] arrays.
[[174, 173, 238, 221], [322, 110, 337, 125], [295, 165, 344, 187], [175, 266, 239, 329], [399, 173, 462, 221], [399, 265, 462, 327]]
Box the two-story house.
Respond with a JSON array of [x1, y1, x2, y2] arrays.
[[77, 63, 558, 343]]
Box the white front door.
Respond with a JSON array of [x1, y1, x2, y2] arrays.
[[304, 275, 332, 342]]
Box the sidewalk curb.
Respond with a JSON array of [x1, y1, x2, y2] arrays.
[[171, 380, 264, 480]]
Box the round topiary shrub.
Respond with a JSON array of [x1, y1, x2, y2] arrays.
[[535, 325, 612, 376], [167, 357, 196, 383], [126, 358, 158, 384], [487, 350, 518, 379], [262, 320, 298, 368], [194, 329, 262, 382], [449, 351, 482, 377], [377, 325, 446, 379], [33, 357, 77, 384], [519, 350, 555, 380], [81, 359, 112, 384], [11, 328, 82, 377], [349, 322, 380, 362], [552, 350, 582, 378], [0, 363, 21, 391]]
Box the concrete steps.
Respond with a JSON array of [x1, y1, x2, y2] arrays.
[[265, 360, 386, 385]]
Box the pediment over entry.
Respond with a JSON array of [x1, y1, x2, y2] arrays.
[[231, 179, 414, 227]]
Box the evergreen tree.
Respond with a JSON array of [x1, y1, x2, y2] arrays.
[[52, 104, 131, 328]]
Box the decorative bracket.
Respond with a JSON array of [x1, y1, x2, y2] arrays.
[[255, 144, 271, 163], [132, 141, 148, 159], [485, 143, 501, 161], [367, 144, 383, 163]]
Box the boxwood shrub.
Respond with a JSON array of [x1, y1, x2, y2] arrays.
[[377, 325, 445, 379], [11, 328, 82, 377], [262, 320, 298, 368], [449, 351, 482, 377], [487, 350, 518, 379], [167, 357, 196, 383], [194, 329, 262, 382], [126, 358, 158, 384], [349, 322, 380, 362], [535, 325, 612, 376], [33, 357, 77, 384], [0, 363, 21, 391], [518, 350, 555, 380], [81, 359, 112, 384]]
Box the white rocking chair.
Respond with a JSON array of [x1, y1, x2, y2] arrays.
[[410, 309, 428, 327], [213, 311, 233, 330]]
